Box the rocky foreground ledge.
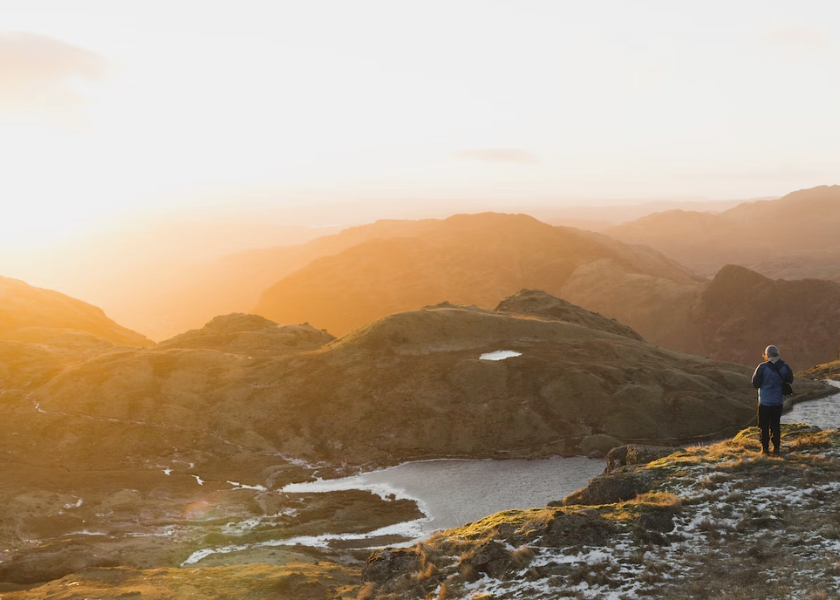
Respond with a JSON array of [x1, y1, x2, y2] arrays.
[[362, 424, 840, 600], [6, 424, 840, 600]]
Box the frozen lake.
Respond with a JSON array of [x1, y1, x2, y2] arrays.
[[283, 456, 605, 538]]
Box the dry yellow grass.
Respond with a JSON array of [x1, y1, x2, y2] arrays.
[[4, 563, 360, 600]]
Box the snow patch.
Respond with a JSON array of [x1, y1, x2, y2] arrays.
[[181, 517, 430, 566], [479, 350, 522, 361], [227, 481, 268, 492]]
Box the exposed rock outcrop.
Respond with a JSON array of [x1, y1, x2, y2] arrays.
[[606, 444, 682, 472], [496, 289, 643, 341], [560, 471, 653, 506], [157, 313, 335, 356]]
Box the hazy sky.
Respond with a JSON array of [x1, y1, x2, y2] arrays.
[[2, 1, 840, 245]]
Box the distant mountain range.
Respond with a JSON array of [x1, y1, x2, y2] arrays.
[[537, 197, 760, 231], [254, 212, 701, 338], [5, 185, 840, 367], [0, 195, 775, 342], [606, 185, 840, 279]]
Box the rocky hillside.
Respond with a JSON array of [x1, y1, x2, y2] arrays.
[[361, 423, 840, 600], [0, 310, 413, 591], [14, 293, 831, 475], [606, 185, 840, 279], [8, 424, 837, 599], [692, 265, 840, 368], [0, 276, 153, 347], [566, 263, 840, 370], [254, 212, 702, 337]]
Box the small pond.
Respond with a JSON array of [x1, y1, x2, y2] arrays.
[[283, 456, 605, 539]]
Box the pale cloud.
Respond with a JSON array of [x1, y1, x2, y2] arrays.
[[452, 148, 539, 165], [0, 32, 107, 123], [761, 24, 831, 52]]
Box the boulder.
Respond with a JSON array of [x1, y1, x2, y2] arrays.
[[562, 472, 652, 506], [638, 511, 675, 533], [539, 509, 614, 548], [467, 541, 512, 579], [0, 539, 120, 584], [362, 548, 421, 583], [606, 445, 680, 472], [582, 434, 625, 457]]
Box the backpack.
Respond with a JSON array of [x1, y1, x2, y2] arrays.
[[767, 361, 794, 396]]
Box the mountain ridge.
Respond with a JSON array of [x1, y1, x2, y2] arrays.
[[254, 212, 701, 338], [605, 185, 840, 278], [0, 275, 153, 348]]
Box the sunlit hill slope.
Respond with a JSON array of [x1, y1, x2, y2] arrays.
[[254, 213, 701, 341], [0, 276, 152, 348], [244, 211, 840, 370]]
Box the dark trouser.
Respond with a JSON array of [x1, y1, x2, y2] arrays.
[[757, 403, 783, 451]]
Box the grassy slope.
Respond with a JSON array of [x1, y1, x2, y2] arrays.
[[1, 562, 361, 600], [803, 360, 840, 381]]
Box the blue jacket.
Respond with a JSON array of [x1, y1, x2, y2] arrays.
[[751, 359, 793, 407]]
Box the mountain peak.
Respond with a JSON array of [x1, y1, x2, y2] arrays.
[[158, 313, 334, 356], [496, 289, 643, 341]]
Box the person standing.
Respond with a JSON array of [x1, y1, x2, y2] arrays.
[[751, 345, 794, 455]]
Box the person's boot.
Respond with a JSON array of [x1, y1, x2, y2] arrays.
[[773, 446, 781, 456], [761, 445, 770, 455]]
